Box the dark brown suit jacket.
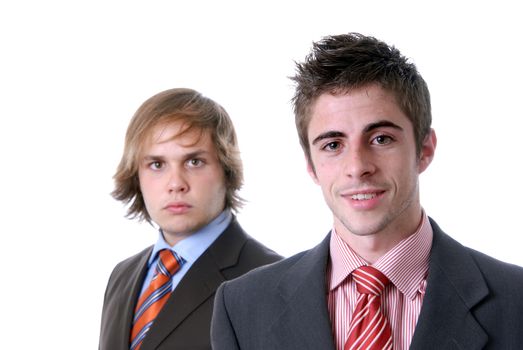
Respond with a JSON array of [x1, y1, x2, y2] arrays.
[[99, 218, 281, 350]]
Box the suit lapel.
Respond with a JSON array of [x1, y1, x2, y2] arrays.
[[269, 234, 336, 349], [410, 220, 488, 349], [140, 220, 247, 349], [111, 247, 152, 350]]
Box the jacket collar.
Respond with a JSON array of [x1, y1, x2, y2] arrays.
[[410, 218, 488, 349]]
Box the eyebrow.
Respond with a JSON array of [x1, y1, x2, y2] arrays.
[[311, 131, 346, 146], [183, 150, 209, 160], [142, 150, 209, 161], [363, 120, 404, 133], [311, 120, 404, 146], [142, 155, 165, 162]]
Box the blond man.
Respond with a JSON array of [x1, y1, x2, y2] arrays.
[[99, 88, 280, 350]]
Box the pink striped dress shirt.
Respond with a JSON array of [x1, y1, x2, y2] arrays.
[[327, 212, 433, 350]]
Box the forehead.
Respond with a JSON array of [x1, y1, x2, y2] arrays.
[[308, 85, 411, 135], [143, 121, 214, 151]]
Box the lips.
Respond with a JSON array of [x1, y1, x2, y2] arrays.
[[340, 189, 385, 210], [343, 189, 385, 199], [351, 193, 377, 200], [164, 202, 192, 214]]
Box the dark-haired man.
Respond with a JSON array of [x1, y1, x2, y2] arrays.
[[211, 34, 523, 350]]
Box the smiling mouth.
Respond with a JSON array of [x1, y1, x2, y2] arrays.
[[351, 193, 376, 200]]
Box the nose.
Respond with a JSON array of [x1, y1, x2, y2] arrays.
[[167, 169, 189, 193], [345, 145, 375, 179]]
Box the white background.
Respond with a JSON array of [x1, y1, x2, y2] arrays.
[[1, 1, 522, 348]]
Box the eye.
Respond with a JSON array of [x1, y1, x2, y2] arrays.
[[149, 161, 164, 170], [322, 141, 342, 151], [187, 158, 204, 168], [372, 135, 393, 145]]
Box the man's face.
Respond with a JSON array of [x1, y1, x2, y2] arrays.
[[307, 84, 436, 244], [138, 121, 226, 246]]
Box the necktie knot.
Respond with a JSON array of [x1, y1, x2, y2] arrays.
[[352, 266, 389, 295], [156, 249, 184, 278]]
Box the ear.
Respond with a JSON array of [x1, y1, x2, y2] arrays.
[[306, 156, 320, 185], [418, 128, 437, 174]]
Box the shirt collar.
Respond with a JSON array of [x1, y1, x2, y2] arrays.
[[329, 211, 433, 300], [147, 209, 232, 267]]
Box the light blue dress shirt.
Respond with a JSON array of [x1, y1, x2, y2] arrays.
[[139, 209, 232, 296]]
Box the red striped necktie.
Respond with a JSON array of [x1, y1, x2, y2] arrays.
[[345, 266, 393, 350], [130, 249, 184, 350]]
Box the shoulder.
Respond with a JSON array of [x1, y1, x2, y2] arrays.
[[220, 252, 306, 301], [238, 235, 283, 263], [222, 234, 283, 279], [230, 250, 307, 288], [467, 247, 523, 287], [105, 246, 152, 286], [430, 218, 523, 296], [111, 246, 151, 272], [220, 233, 330, 298], [461, 244, 523, 342], [210, 219, 283, 275]]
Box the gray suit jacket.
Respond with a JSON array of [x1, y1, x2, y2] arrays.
[[99, 219, 281, 350], [211, 219, 523, 349]]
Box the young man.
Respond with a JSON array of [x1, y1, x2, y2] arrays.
[[99, 88, 281, 350], [211, 34, 523, 349]]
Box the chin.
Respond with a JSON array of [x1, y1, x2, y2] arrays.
[[352, 227, 384, 237], [341, 217, 388, 237]]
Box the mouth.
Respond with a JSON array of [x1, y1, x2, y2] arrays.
[[164, 202, 192, 213], [350, 193, 378, 200], [344, 188, 385, 198], [341, 189, 386, 209]]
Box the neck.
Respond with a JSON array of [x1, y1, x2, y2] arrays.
[[336, 211, 423, 264]]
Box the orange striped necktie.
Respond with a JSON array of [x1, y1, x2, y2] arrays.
[[130, 249, 184, 350], [345, 266, 393, 350]]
